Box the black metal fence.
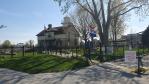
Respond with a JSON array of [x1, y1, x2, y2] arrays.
[[0, 46, 35, 58], [90, 41, 149, 62], [0, 45, 82, 59], [0, 40, 148, 62]]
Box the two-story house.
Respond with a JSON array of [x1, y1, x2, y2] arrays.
[[36, 17, 81, 50]]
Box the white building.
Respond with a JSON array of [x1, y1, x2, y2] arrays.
[[36, 17, 81, 50]]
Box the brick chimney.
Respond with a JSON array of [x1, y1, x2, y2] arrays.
[[61, 16, 72, 27]]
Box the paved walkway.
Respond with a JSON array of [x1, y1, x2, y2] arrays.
[[113, 55, 149, 68], [0, 64, 149, 84], [0, 56, 149, 84]]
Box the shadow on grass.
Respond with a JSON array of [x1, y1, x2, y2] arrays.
[[0, 64, 144, 84], [0, 54, 89, 74]]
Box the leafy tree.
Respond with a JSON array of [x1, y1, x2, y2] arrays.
[[2, 40, 11, 48], [142, 26, 149, 47]]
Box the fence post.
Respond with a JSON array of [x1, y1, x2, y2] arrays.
[[60, 48, 62, 56], [99, 42, 102, 59], [22, 46, 25, 57], [50, 48, 52, 55], [142, 44, 144, 55], [137, 43, 140, 56], [56, 47, 58, 55], [71, 48, 73, 57], [33, 45, 35, 56], [123, 45, 125, 57], [76, 47, 77, 57], [112, 44, 115, 60], [104, 45, 107, 61], [11, 46, 14, 58]]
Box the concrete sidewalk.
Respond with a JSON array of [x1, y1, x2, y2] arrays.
[[0, 62, 149, 84]]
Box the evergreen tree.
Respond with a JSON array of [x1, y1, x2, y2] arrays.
[[142, 26, 149, 47]]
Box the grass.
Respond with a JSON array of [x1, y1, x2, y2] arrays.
[[70, 48, 84, 56], [89, 47, 149, 62], [0, 53, 89, 74]]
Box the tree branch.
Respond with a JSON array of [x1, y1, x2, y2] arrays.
[[118, 5, 143, 16], [106, 0, 112, 31], [97, 7, 102, 17], [85, 0, 94, 14], [75, 0, 94, 16], [92, 0, 98, 16], [100, 0, 106, 28], [110, 0, 133, 12]]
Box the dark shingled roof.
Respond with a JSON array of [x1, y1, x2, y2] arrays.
[[36, 26, 64, 36]]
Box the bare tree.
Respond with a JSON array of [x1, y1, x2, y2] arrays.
[[25, 40, 34, 47], [69, 6, 95, 57], [54, 0, 149, 54], [69, 6, 95, 43], [110, 16, 126, 41], [110, 0, 127, 41]]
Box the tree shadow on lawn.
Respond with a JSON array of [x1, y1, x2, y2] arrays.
[[26, 59, 68, 74], [1, 57, 63, 71], [30, 59, 89, 74], [0, 55, 89, 74], [0, 61, 147, 84]]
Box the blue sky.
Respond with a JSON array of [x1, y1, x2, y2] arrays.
[[0, 0, 64, 44], [125, 12, 149, 34], [0, 0, 149, 44]]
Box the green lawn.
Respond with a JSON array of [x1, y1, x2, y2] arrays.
[[70, 48, 84, 56], [0, 53, 89, 74], [90, 47, 149, 62]]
